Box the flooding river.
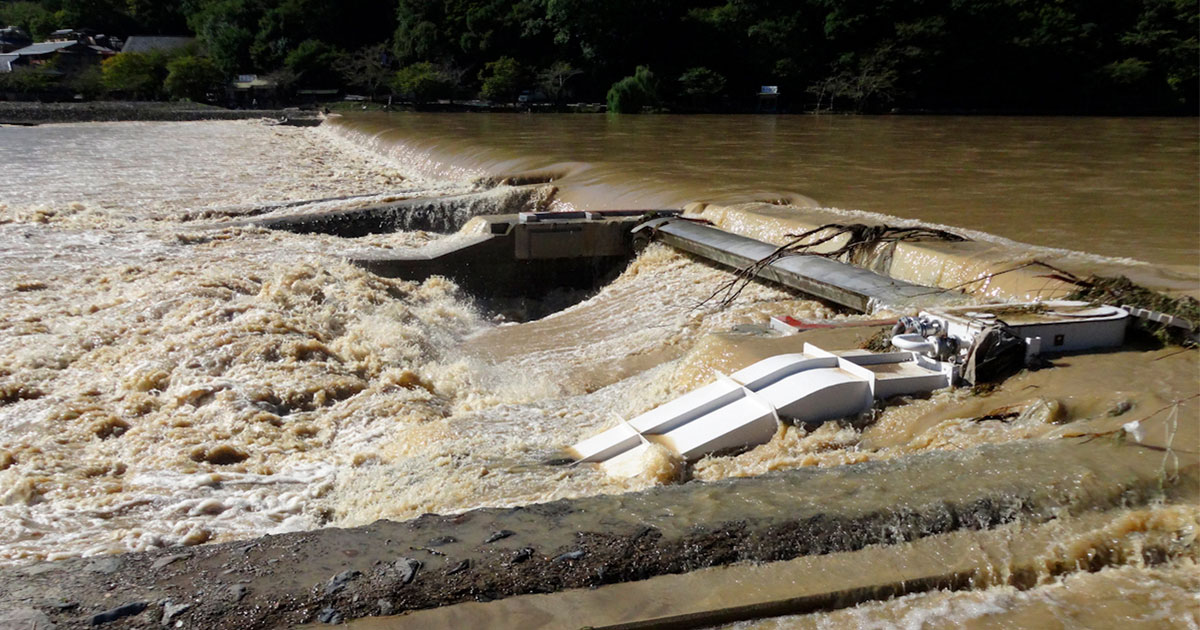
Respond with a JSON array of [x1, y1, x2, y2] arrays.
[[332, 113, 1199, 269], [0, 115, 1195, 627]]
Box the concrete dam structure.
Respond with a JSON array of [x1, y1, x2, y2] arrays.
[[349, 210, 679, 297], [254, 203, 969, 313]]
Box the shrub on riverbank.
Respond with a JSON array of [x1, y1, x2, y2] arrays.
[[607, 66, 658, 114], [164, 55, 223, 102], [101, 52, 167, 100], [479, 57, 525, 105], [392, 62, 452, 106]]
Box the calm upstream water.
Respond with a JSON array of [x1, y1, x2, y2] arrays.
[[0, 115, 1195, 627], [333, 113, 1200, 269]]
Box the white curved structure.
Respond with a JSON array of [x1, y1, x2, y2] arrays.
[[572, 302, 1134, 476], [570, 344, 953, 473], [890, 333, 937, 354]]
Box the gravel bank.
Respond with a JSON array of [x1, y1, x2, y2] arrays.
[[0, 101, 319, 125]]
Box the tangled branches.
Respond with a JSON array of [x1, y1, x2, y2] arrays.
[[697, 222, 967, 310], [780, 223, 967, 260]]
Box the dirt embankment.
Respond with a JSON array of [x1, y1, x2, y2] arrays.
[[0, 435, 1191, 630], [0, 101, 320, 125]]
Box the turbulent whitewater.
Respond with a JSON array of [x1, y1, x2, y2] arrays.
[[0, 117, 1195, 627]]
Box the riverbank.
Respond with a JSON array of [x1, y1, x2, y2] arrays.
[[0, 101, 322, 126]]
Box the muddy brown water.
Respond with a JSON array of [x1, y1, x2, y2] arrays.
[[0, 118, 1196, 628], [329, 113, 1199, 269]]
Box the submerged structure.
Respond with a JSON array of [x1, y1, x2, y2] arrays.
[[570, 300, 1130, 474], [350, 210, 679, 297], [260, 203, 1159, 475], [271, 202, 1155, 477]]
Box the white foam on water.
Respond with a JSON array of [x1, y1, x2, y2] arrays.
[[0, 118, 1193, 630]]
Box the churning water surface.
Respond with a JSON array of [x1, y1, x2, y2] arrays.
[[0, 117, 1195, 627]]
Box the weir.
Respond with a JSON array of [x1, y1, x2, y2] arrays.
[[4, 113, 1196, 630], [349, 210, 679, 297], [316, 207, 966, 312], [246, 201, 1155, 476], [245, 189, 551, 237]]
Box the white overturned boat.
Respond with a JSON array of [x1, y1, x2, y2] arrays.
[[571, 301, 1130, 476]]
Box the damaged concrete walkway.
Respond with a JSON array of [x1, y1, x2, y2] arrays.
[[0, 431, 1192, 629]]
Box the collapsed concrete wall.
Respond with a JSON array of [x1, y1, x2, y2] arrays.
[[1, 434, 1191, 629]]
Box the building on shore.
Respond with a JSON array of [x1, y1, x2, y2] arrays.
[[0, 26, 32, 53], [227, 74, 279, 108], [0, 28, 118, 75], [121, 36, 195, 55]]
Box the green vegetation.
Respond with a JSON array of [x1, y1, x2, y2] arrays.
[[282, 39, 342, 90], [678, 66, 726, 108], [392, 61, 450, 105], [607, 65, 658, 113], [538, 60, 581, 105], [0, 0, 1194, 113], [0, 62, 56, 93], [335, 42, 392, 99], [0, 1, 57, 39], [101, 52, 165, 99], [478, 56, 524, 104], [164, 55, 222, 101]]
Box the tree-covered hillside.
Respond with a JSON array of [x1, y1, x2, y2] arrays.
[[1, 0, 1195, 113]]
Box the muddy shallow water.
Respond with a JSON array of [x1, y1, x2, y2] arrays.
[[0, 118, 1195, 627]]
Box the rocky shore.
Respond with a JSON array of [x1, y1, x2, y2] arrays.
[[0, 101, 321, 126]]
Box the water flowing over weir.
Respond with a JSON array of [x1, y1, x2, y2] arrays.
[[324, 113, 1200, 269], [0, 118, 1196, 629]]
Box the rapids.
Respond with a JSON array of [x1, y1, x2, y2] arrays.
[[0, 120, 816, 563], [0, 116, 1195, 627]]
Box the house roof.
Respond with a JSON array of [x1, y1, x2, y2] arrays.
[[4, 40, 115, 59], [0, 54, 16, 72], [122, 36, 194, 54], [9, 41, 82, 56]]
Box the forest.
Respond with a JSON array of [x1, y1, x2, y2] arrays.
[[1, 0, 1196, 113]]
